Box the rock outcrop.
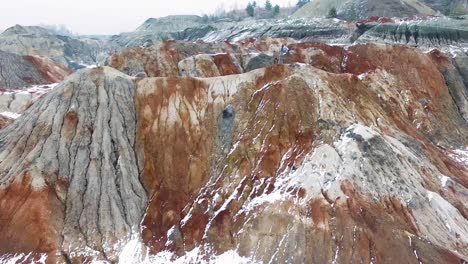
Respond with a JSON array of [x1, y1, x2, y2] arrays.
[[0, 40, 467, 263], [111, 18, 356, 47], [0, 25, 115, 69], [0, 84, 59, 114], [356, 16, 468, 47], [455, 51, 468, 90], [429, 49, 468, 121], [106, 41, 242, 77], [111, 16, 206, 47], [134, 44, 468, 263], [199, 18, 355, 44], [293, 0, 468, 20], [0, 50, 70, 90], [423, 0, 468, 15], [0, 67, 147, 262], [106, 39, 348, 79], [0, 113, 14, 129], [109, 15, 468, 53]]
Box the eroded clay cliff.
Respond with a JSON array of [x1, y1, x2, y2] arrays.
[[0, 50, 70, 90], [0, 40, 467, 264]]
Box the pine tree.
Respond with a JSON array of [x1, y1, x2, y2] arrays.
[[273, 5, 280, 16], [246, 2, 255, 17], [265, 0, 272, 11], [296, 0, 310, 8], [327, 7, 338, 18]]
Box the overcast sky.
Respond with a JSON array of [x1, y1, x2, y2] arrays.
[[0, 0, 295, 35]]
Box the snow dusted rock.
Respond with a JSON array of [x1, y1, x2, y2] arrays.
[[178, 53, 242, 77], [293, 0, 437, 20], [0, 25, 115, 69], [135, 61, 467, 263], [428, 49, 468, 121], [0, 41, 467, 263], [0, 84, 58, 113], [8, 91, 32, 113], [0, 94, 10, 112], [111, 15, 206, 47], [0, 50, 70, 89], [199, 18, 355, 44], [110, 17, 355, 48], [355, 16, 468, 48], [107, 39, 346, 79], [454, 51, 468, 93], [0, 67, 147, 262], [107, 41, 241, 77], [244, 53, 275, 72], [23, 55, 72, 83], [178, 54, 220, 77], [0, 113, 14, 129], [0, 50, 64, 116]]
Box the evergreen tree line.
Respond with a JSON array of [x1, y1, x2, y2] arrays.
[[245, 1, 285, 17]]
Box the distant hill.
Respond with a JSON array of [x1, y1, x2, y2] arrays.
[[111, 15, 205, 47], [293, 0, 468, 20], [110, 14, 358, 47], [0, 50, 70, 89], [0, 25, 116, 69]]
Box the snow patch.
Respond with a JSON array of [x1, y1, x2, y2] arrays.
[[118, 233, 256, 264], [447, 148, 468, 167], [243, 177, 288, 211], [0, 253, 47, 264], [439, 175, 451, 188], [0, 111, 20, 119]]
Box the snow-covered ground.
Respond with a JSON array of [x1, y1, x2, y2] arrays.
[[0, 253, 47, 264], [117, 232, 255, 264], [0, 111, 20, 119], [447, 148, 468, 167], [0, 83, 58, 118]]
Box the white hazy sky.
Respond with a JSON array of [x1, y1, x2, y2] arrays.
[[0, 0, 295, 35]]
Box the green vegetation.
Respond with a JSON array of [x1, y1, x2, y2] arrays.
[[274, 4, 280, 16], [327, 7, 338, 18], [246, 2, 255, 17], [246, 1, 283, 18], [265, 0, 273, 11]]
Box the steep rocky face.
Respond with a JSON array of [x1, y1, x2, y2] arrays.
[[199, 18, 355, 44], [428, 49, 468, 121], [0, 25, 113, 69], [0, 67, 147, 262], [293, 0, 468, 19], [111, 16, 205, 47], [107, 39, 348, 79], [110, 14, 468, 51], [293, 0, 436, 20], [455, 51, 468, 92], [107, 41, 242, 77], [356, 16, 468, 47], [422, 0, 468, 14], [0, 50, 70, 90], [0, 84, 58, 114], [0, 41, 467, 263], [0, 114, 13, 129], [111, 18, 355, 47], [133, 45, 467, 263]]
